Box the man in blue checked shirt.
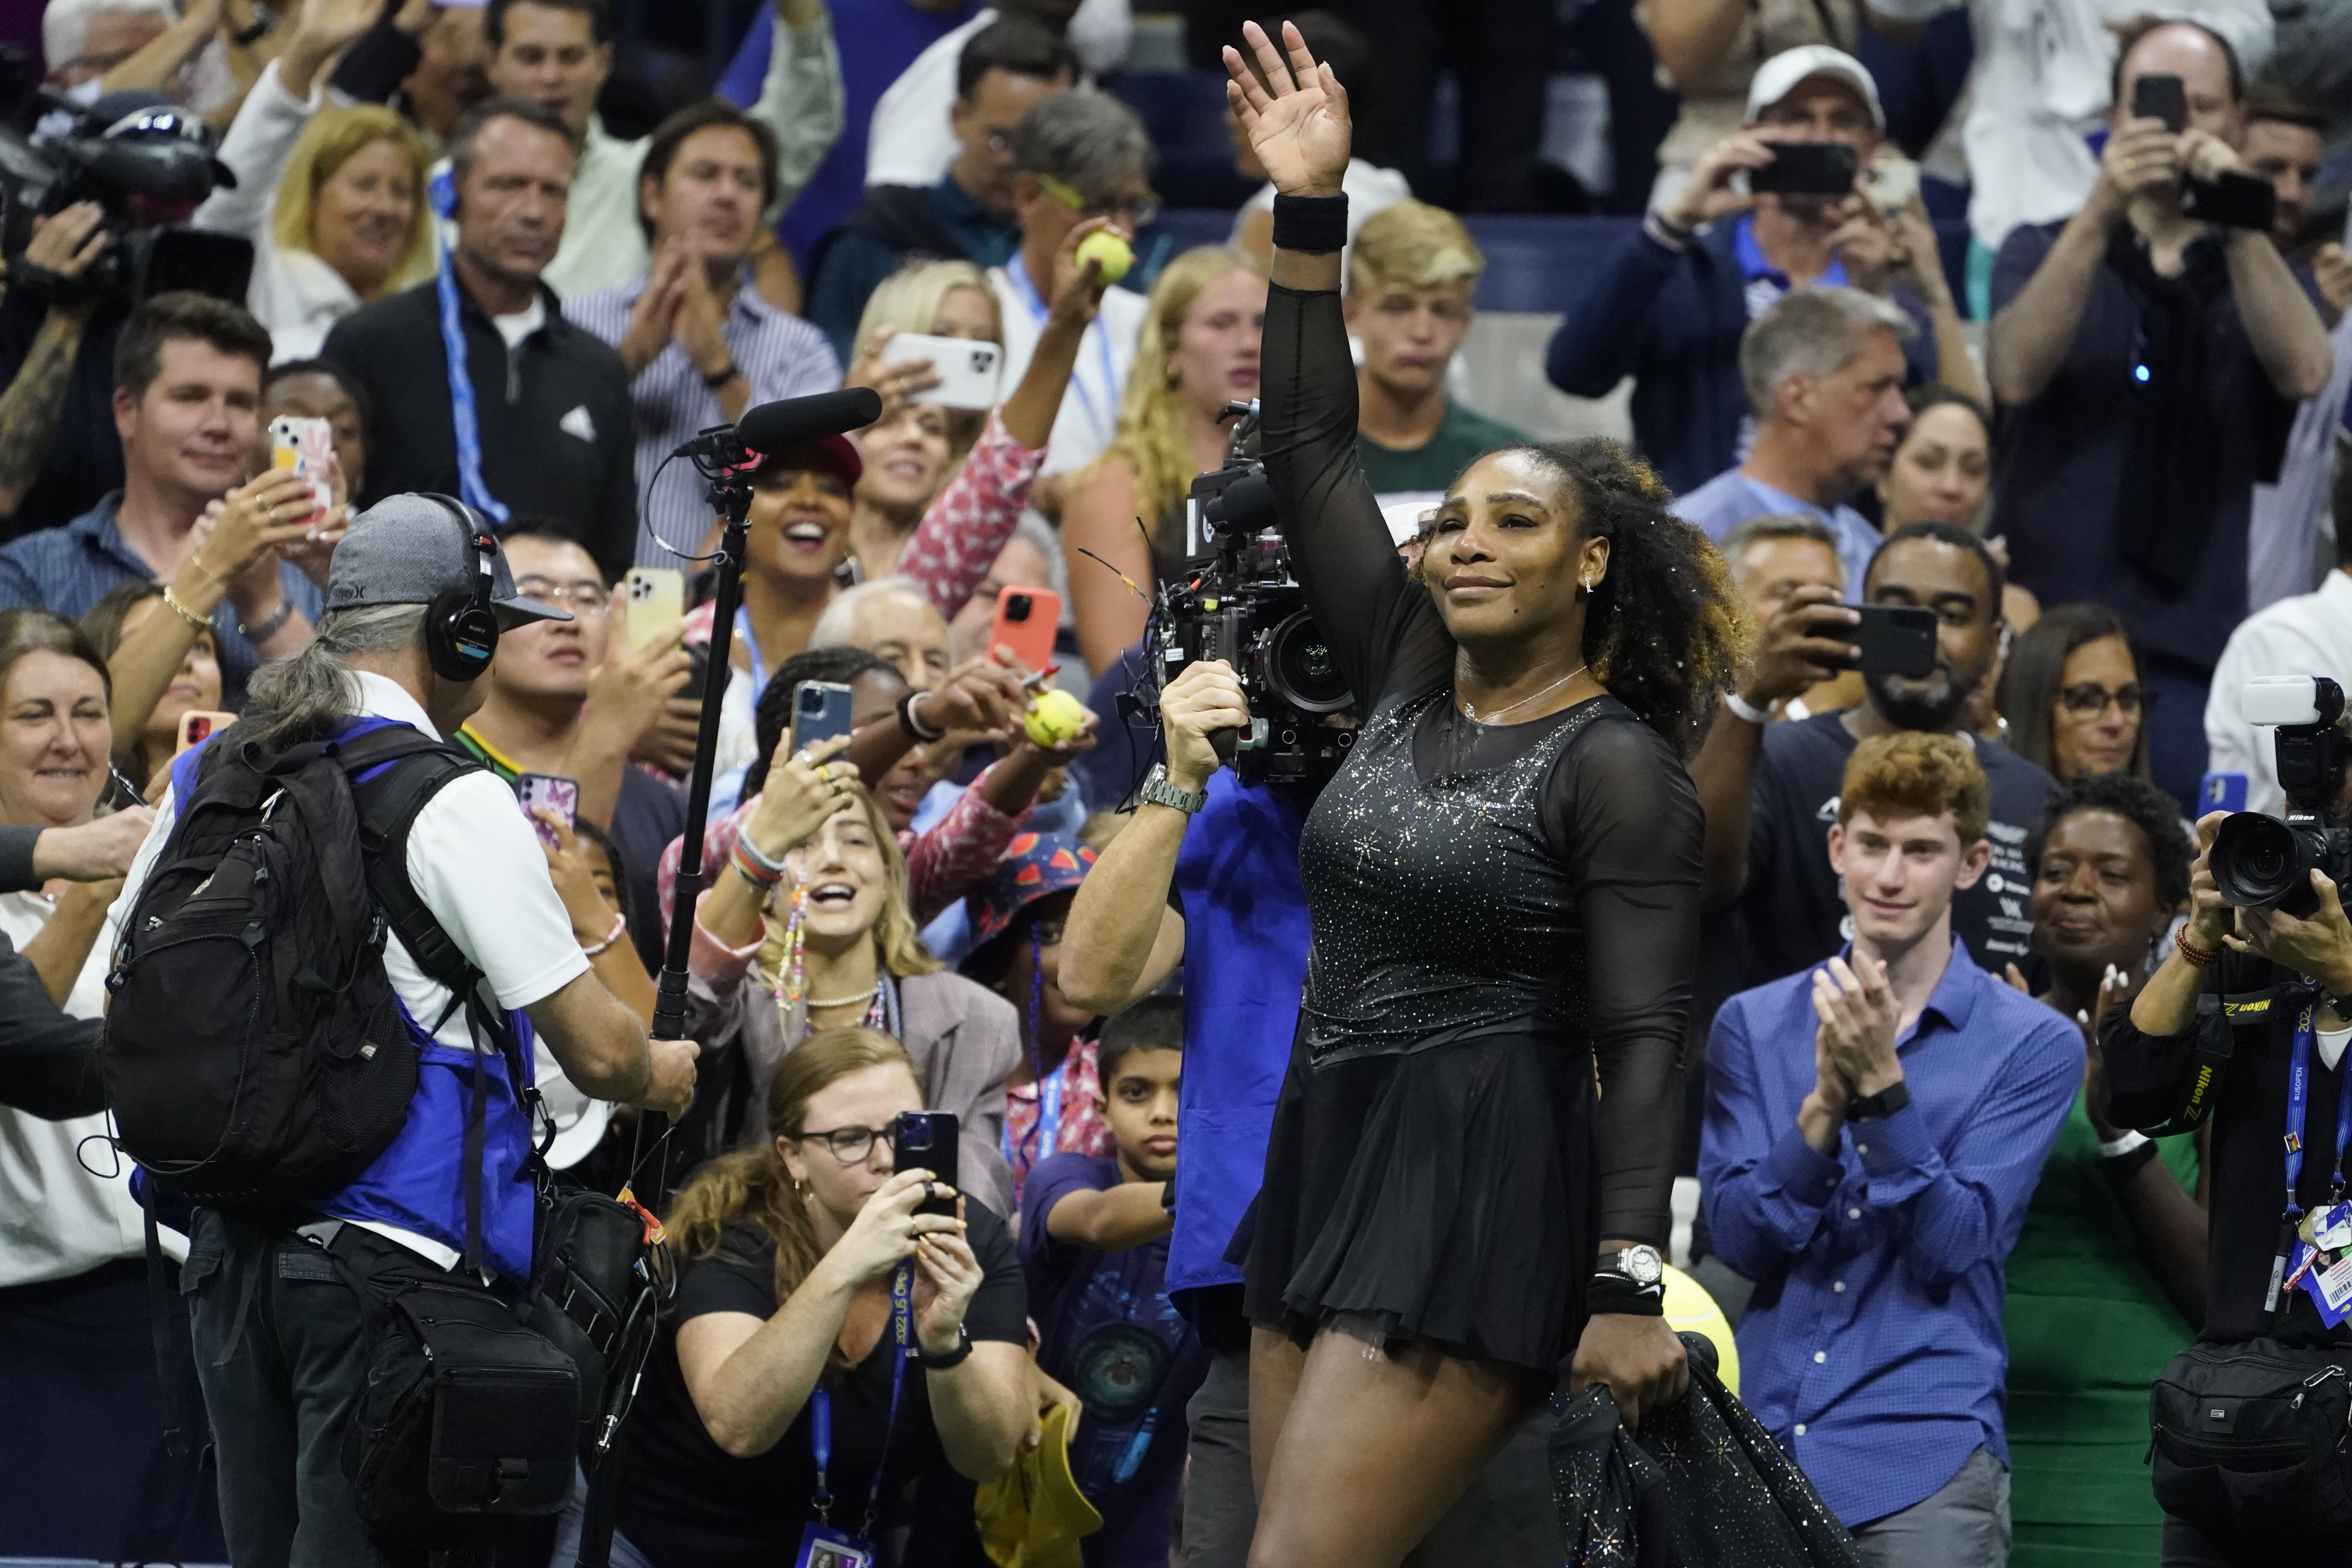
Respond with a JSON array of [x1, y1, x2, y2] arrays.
[[1701, 730, 2081, 1567]]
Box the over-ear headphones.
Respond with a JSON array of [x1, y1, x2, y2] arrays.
[[418, 492, 501, 682]]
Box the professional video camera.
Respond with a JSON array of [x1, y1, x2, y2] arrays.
[[1150, 401, 1354, 787], [2209, 677, 2352, 918], [0, 90, 250, 307]]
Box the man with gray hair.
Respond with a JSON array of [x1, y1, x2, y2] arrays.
[[987, 87, 1155, 481], [1673, 285, 1917, 597], [107, 493, 697, 1558]]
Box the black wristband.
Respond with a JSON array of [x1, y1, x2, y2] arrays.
[[1271, 193, 1349, 254], [920, 1325, 973, 1368], [897, 688, 944, 743], [1587, 1273, 1666, 1318], [2103, 1139, 2161, 1181], [1846, 1080, 1912, 1122], [701, 359, 740, 390]]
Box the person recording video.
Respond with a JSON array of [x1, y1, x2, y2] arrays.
[[2102, 674, 2352, 1566]]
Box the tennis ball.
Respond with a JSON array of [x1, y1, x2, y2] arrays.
[[1074, 230, 1133, 287], [1024, 688, 1088, 747]]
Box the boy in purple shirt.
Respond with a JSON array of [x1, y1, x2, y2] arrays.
[[1018, 998, 1207, 1567]]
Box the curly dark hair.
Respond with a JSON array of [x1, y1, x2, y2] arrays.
[[1490, 439, 1750, 753], [2024, 770, 2193, 912]]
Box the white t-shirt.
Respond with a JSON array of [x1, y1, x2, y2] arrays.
[[0, 886, 142, 1288], [864, 0, 1134, 189], [493, 296, 548, 350], [989, 258, 1149, 479], [108, 670, 593, 1267]]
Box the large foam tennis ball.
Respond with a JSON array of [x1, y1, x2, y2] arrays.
[[1024, 688, 1089, 746], [1075, 230, 1133, 287]]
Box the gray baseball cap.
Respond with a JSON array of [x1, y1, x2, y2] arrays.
[[325, 494, 572, 626]]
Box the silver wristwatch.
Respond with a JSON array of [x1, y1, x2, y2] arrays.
[[1139, 764, 1207, 816], [1598, 1244, 1665, 1290]]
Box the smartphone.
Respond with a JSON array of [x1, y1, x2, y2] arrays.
[[893, 1111, 961, 1215], [2132, 73, 2187, 134], [791, 680, 857, 753], [2181, 170, 2278, 231], [1748, 142, 1859, 197], [267, 414, 334, 517], [989, 585, 1061, 675], [517, 772, 579, 851], [682, 640, 730, 707], [176, 709, 237, 754], [621, 567, 684, 647], [1829, 604, 1938, 677], [1861, 155, 1919, 218], [879, 332, 1003, 411]]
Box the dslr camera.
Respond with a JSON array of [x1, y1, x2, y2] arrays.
[[1151, 401, 1353, 787], [0, 89, 250, 307], [2209, 677, 2352, 918]]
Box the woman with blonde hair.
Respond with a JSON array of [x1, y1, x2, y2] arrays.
[[569, 1025, 1033, 1568], [1061, 245, 1268, 675], [193, 2, 436, 359], [681, 740, 1022, 1214]]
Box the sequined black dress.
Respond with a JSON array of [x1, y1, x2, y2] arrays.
[[1240, 281, 1703, 1378]]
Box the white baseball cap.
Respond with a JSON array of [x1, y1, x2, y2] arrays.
[[1745, 45, 1886, 131]]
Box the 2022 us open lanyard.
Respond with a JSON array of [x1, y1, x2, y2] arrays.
[[797, 1261, 916, 1568]]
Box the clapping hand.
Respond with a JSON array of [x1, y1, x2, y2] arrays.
[[1223, 20, 1352, 200], [1812, 951, 1904, 1094]]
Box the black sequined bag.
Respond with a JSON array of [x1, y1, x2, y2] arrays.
[[1550, 1334, 1867, 1568]]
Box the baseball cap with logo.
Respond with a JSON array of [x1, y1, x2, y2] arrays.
[[325, 494, 571, 627], [1745, 45, 1886, 131]]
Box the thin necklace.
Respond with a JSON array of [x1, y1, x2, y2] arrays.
[[1459, 663, 1588, 726]]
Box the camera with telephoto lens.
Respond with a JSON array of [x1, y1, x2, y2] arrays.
[[2209, 677, 2352, 918], [1151, 401, 1354, 787], [0, 88, 251, 308]]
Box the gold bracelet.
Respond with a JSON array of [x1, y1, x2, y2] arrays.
[[185, 554, 223, 585], [160, 585, 210, 630]]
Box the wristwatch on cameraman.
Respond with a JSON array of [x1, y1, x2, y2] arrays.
[[1140, 764, 1207, 816]]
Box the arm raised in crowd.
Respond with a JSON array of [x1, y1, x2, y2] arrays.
[[2187, 134, 2334, 402], [91, 0, 224, 99], [192, 0, 384, 243], [747, 0, 846, 217], [0, 205, 108, 521]]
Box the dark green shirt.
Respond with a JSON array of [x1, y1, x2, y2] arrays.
[[1352, 399, 1531, 497]]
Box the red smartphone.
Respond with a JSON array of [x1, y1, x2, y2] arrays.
[[988, 585, 1060, 675], [176, 709, 237, 754]]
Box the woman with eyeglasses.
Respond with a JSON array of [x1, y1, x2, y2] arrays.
[[1995, 604, 2154, 783], [678, 748, 1022, 1215], [565, 1027, 1032, 1568]]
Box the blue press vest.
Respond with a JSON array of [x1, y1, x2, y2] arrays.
[[170, 717, 541, 1279], [1165, 774, 1311, 1298]]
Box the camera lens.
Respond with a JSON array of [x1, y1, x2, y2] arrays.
[[1264, 610, 1352, 715], [1005, 595, 1031, 623], [2210, 812, 2323, 917]]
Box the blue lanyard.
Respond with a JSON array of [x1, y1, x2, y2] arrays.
[[2282, 1002, 2352, 1220], [810, 1260, 913, 1537], [1005, 253, 1115, 441], [735, 606, 768, 703], [1004, 1064, 1064, 1174], [435, 241, 511, 524]]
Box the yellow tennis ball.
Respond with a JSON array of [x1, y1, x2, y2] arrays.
[[1075, 230, 1133, 286], [1024, 688, 1088, 746]]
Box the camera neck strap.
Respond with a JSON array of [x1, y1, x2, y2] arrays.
[[436, 242, 511, 525], [810, 1259, 914, 1540], [2270, 1001, 2352, 1316]]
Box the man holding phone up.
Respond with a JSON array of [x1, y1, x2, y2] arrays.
[[1986, 20, 2335, 809]]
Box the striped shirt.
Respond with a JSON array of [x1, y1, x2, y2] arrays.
[[562, 271, 843, 568], [0, 492, 324, 702]]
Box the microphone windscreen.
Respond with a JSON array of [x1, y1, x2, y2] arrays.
[[736, 388, 884, 455]]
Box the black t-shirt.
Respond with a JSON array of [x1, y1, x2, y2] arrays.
[[1741, 711, 2055, 989], [615, 1212, 1028, 1568]]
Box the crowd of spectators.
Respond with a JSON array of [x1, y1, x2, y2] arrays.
[[1, 0, 2350, 1564]]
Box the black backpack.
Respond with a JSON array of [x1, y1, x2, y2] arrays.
[[103, 721, 490, 1212]]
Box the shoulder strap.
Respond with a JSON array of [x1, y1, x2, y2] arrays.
[[2143, 978, 2310, 1137]]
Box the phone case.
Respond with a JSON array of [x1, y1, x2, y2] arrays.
[[622, 568, 685, 646], [878, 332, 1003, 411], [790, 681, 857, 753], [268, 416, 335, 517], [517, 773, 579, 851], [989, 586, 1060, 675]]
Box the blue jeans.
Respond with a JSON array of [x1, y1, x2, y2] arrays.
[[548, 1463, 656, 1568]]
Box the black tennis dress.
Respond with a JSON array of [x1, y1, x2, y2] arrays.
[[1240, 281, 1703, 1379]]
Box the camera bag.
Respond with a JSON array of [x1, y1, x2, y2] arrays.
[[2149, 1337, 2352, 1544]]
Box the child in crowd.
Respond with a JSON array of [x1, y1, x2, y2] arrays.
[[1018, 998, 1208, 1568]]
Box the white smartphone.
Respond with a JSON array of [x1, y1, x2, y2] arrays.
[[622, 568, 684, 647], [880, 333, 1002, 411]]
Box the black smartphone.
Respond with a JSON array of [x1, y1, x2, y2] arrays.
[[893, 1111, 961, 1216], [682, 641, 730, 705], [1830, 604, 1939, 677], [1748, 142, 1859, 197], [2131, 73, 2187, 134], [2181, 170, 2278, 231]]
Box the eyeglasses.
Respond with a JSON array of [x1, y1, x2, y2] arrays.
[[797, 1124, 898, 1163], [2058, 682, 2153, 718], [514, 577, 610, 614], [1034, 172, 1161, 230]]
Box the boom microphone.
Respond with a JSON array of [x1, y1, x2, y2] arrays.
[[668, 387, 883, 461]]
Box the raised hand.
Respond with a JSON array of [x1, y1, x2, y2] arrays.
[[1222, 20, 1352, 200]]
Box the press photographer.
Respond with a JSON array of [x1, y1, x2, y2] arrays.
[[2103, 674, 2352, 1565]]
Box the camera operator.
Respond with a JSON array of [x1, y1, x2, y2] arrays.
[[1059, 659, 1561, 1566], [2103, 730, 2352, 1564]]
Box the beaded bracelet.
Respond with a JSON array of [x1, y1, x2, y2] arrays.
[[730, 838, 785, 888], [2175, 931, 2222, 968], [160, 585, 210, 631], [580, 912, 628, 957]]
